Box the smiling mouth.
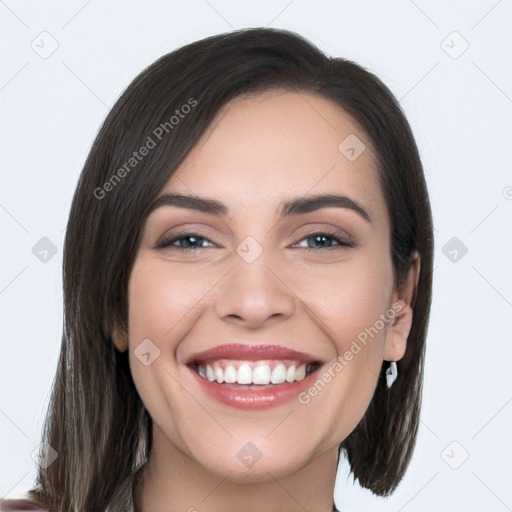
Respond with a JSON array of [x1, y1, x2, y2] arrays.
[[190, 360, 320, 386], [186, 344, 323, 409]]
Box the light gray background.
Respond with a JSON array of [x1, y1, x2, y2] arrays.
[[1, 1, 511, 510]]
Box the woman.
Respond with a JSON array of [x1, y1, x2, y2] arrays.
[[2, 27, 433, 512]]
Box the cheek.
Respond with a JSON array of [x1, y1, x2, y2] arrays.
[[301, 251, 393, 422], [127, 257, 210, 346], [125, 256, 229, 411], [125, 258, 212, 443], [309, 251, 393, 349], [125, 259, 196, 403]]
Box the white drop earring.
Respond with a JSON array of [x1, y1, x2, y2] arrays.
[[386, 361, 398, 388]]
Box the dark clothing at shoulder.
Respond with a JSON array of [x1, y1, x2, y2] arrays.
[[0, 498, 49, 511]]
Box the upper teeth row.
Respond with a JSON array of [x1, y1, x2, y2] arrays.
[[198, 362, 307, 385]]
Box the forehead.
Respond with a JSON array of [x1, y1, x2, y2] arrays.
[[163, 91, 386, 222]]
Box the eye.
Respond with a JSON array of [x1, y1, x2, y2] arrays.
[[155, 231, 215, 251], [155, 230, 356, 252], [292, 231, 355, 250]]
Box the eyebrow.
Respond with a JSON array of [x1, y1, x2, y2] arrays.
[[146, 192, 372, 223]]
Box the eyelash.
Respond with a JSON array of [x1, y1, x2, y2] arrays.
[[155, 230, 356, 252]]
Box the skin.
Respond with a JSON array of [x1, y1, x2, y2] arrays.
[[113, 91, 420, 512]]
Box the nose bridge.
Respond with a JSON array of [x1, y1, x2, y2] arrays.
[[232, 238, 284, 299], [214, 237, 296, 326], [234, 245, 275, 290]]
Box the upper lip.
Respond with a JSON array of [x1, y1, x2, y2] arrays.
[[187, 343, 320, 365]]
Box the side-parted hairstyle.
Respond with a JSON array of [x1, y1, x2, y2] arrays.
[[29, 27, 433, 511]]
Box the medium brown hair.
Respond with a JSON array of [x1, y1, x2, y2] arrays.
[[28, 27, 433, 510]]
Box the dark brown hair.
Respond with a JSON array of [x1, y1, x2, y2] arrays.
[[28, 27, 433, 510]]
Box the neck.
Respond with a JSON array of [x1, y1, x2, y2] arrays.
[[137, 423, 339, 512]]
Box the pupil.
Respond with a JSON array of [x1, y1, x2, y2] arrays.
[[184, 236, 199, 247], [310, 235, 330, 248]]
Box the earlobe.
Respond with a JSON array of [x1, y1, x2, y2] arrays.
[[383, 300, 411, 362], [383, 251, 421, 362], [111, 323, 129, 353]]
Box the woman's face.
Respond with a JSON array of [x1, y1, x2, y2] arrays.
[[113, 91, 415, 482]]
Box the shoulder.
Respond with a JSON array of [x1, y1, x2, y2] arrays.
[[0, 497, 49, 511]]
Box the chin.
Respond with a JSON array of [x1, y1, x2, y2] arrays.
[[190, 442, 317, 484]]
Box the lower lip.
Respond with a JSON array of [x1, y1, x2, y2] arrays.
[[188, 366, 318, 410]]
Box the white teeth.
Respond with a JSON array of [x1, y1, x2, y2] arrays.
[[270, 363, 286, 384], [294, 364, 306, 381], [196, 360, 314, 385], [237, 363, 252, 384], [214, 365, 224, 383], [252, 365, 271, 385], [285, 365, 296, 383], [224, 365, 237, 384]]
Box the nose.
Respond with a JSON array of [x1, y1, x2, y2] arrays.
[[214, 253, 296, 329]]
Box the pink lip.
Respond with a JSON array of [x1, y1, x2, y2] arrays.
[[187, 343, 317, 365], [186, 344, 322, 410]]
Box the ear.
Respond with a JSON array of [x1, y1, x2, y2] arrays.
[[383, 250, 421, 362], [111, 322, 129, 353]]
